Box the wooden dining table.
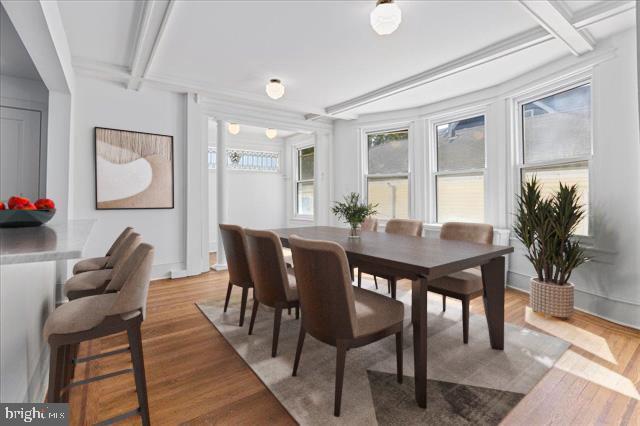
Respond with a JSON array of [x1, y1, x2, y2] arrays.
[[272, 226, 514, 408]]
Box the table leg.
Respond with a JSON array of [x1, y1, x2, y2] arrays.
[[411, 276, 428, 408], [481, 256, 505, 350]]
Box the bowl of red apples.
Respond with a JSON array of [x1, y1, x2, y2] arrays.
[[0, 196, 56, 228]]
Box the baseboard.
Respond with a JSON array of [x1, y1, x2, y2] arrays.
[[152, 262, 186, 280], [507, 272, 640, 330]]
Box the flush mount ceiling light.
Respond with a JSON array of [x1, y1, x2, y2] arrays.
[[265, 79, 285, 99], [227, 122, 240, 135], [370, 0, 402, 36], [265, 128, 278, 139]]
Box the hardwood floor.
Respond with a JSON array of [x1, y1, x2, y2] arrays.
[[68, 266, 640, 425]]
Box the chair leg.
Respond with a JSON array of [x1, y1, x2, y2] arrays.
[[288, 307, 292, 316], [387, 279, 391, 294], [357, 270, 362, 288], [272, 308, 282, 357], [390, 278, 397, 300], [47, 343, 64, 403], [374, 275, 378, 290], [442, 295, 446, 312], [239, 287, 249, 326], [395, 331, 403, 384], [223, 282, 233, 313], [334, 341, 348, 417], [248, 300, 259, 335], [463, 297, 470, 344], [295, 305, 300, 320], [127, 323, 151, 426], [292, 325, 306, 376]]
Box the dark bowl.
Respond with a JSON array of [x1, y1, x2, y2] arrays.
[[0, 209, 56, 228]]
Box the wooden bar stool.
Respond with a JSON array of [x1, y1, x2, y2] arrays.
[[72, 227, 133, 275], [44, 244, 155, 425]]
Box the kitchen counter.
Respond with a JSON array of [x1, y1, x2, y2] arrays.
[[0, 219, 95, 265]]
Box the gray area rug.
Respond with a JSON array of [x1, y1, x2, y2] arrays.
[[198, 279, 569, 425]]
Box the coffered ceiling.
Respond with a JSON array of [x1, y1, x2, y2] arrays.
[[58, 0, 636, 119]]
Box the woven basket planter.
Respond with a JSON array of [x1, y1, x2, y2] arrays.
[[530, 278, 574, 318]]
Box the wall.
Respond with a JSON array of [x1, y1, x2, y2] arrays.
[[332, 29, 640, 328], [208, 132, 286, 251], [71, 75, 186, 277]]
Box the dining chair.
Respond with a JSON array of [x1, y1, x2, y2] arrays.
[[72, 227, 133, 275], [289, 235, 404, 417], [244, 229, 300, 357], [356, 217, 379, 288], [219, 224, 254, 327], [44, 243, 155, 425], [357, 218, 423, 299], [427, 222, 493, 343], [64, 232, 142, 300]]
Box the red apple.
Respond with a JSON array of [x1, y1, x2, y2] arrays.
[[14, 202, 37, 210], [0, 201, 5, 210], [34, 198, 55, 210], [8, 196, 30, 209]]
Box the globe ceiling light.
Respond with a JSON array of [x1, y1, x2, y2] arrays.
[[265, 128, 278, 139], [227, 122, 240, 135], [265, 78, 285, 99], [370, 0, 402, 36]]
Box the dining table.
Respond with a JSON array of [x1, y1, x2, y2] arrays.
[[271, 226, 514, 408]]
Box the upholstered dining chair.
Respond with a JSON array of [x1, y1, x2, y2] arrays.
[[357, 218, 423, 298], [356, 217, 379, 288], [427, 222, 493, 344], [64, 232, 142, 300], [72, 227, 133, 275], [44, 243, 154, 425], [289, 235, 404, 417], [219, 224, 254, 327], [244, 229, 300, 357]]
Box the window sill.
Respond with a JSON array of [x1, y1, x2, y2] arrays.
[[291, 215, 314, 222]]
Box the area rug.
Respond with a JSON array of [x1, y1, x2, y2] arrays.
[[197, 279, 569, 425]]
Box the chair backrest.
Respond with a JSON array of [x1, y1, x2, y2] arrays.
[[361, 217, 378, 232], [440, 222, 493, 245], [244, 229, 295, 306], [105, 233, 143, 292], [385, 218, 423, 237], [106, 231, 141, 268], [219, 224, 253, 287], [105, 227, 134, 256], [109, 243, 155, 319], [289, 235, 358, 344]]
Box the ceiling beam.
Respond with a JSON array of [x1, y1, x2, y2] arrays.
[[324, 0, 632, 117], [518, 0, 594, 56], [127, 0, 175, 91]]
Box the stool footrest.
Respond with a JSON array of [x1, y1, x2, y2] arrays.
[[94, 408, 141, 426], [62, 368, 133, 392], [74, 346, 130, 364]]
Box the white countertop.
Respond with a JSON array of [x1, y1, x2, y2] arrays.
[[0, 219, 96, 265]]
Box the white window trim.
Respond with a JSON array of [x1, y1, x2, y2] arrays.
[[509, 72, 594, 239], [292, 141, 315, 220], [359, 122, 414, 222], [426, 106, 489, 224]]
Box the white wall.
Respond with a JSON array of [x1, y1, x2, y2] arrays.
[[332, 29, 640, 328], [71, 76, 186, 277], [208, 131, 286, 252]]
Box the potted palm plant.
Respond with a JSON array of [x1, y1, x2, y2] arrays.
[[332, 192, 378, 238], [514, 177, 588, 318]]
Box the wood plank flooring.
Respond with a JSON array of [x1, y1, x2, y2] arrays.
[[68, 266, 640, 425]]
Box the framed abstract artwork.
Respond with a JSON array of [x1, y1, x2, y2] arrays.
[[94, 127, 174, 209]]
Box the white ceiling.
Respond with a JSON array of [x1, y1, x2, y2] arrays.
[[0, 5, 42, 81], [57, 0, 636, 118]]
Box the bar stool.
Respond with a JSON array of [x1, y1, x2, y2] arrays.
[[73, 227, 133, 275], [44, 243, 154, 425], [65, 232, 141, 300]]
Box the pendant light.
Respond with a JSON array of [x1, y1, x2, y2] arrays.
[[227, 123, 240, 135], [265, 79, 285, 99], [265, 128, 278, 139], [370, 0, 402, 36]]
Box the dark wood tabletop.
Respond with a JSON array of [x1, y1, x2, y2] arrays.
[[271, 226, 513, 279]]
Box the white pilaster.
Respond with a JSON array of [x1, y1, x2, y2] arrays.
[[214, 120, 228, 270]]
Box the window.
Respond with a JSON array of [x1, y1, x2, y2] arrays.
[[366, 129, 409, 219], [208, 147, 216, 170], [434, 115, 485, 223], [520, 83, 591, 235], [226, 149, 279, 172], [296, 146, 314, 216]]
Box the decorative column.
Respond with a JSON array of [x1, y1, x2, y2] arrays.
[[214, 120, 229, 270]]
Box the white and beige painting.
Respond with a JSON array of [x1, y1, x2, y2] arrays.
[[95, 127, 173, 209]]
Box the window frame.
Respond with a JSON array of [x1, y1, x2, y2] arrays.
[[511, 74, 594, 237], [294, 144, 315, 219], [427, 107, 488, 224], [362, 125, 412, 221]]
